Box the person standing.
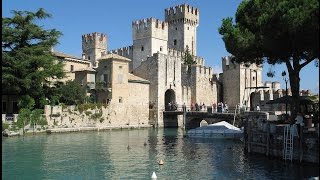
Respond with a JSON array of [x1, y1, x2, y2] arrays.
[[225, 103, 229, 113], [256, 105, 260, 111], [212, 103, 216, 113], [182, 103, 186, 112], [221, 102, 224, 113], [295, 112, 304, 136]]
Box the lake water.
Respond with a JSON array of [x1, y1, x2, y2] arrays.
[[2, 128, 319, 179]]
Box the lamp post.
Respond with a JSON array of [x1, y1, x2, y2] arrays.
[[281, 71, 288, 115]]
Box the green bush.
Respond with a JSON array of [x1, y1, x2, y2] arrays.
[[91, 112, 102, 120], [78, 103, 104, 113], [85, 111, 92, 116], [17, 108, 32, 128], [2, 122, 10, 131]]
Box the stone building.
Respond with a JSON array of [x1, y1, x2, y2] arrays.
[[108, 4, 219, 127], [2, 4, 313, 127], [221, 56, 264, 111]]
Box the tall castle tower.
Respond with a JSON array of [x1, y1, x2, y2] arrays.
[[132, 18, 168, 69], [165, 4, 199, 55], [82, 32, 107, 67], [221, 56, 263, 110]]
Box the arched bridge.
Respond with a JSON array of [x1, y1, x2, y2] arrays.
[[163, 109, 242, 129]]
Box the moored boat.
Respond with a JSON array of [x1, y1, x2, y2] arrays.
[[187, 121, 243, 139]]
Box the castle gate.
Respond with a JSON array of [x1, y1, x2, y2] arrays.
[[164, 89, 179, 127], [165, 89, 176, 111]]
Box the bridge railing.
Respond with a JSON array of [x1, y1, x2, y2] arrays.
[[165, 105, 243, 114]]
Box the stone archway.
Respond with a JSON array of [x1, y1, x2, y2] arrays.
[[250, 92, 255, 111], [165, 89, 176, 111]]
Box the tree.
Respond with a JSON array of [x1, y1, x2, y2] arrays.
[[57, 80, 87, 105], [2, 8, 65, 109], [219, 0, 319, 116], [17, 108, 32, 134], [184, 45, 196, 74]]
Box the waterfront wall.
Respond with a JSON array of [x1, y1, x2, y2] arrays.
[[244, 111, 319, 164], [44, 103, 150, 129]]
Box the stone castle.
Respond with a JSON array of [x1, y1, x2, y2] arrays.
[[76, 4, 218, 127], [49, 4, 311, 127], [2, 4, 312, 127]]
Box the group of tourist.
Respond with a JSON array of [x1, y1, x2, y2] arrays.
[[212, 102, 229, 113], [167, 101, 177, 111], [167, 101, 262, 113], [190, 102, 207, 111]]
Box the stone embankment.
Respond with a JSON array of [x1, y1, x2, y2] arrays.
[[46, 124, 152, 134]]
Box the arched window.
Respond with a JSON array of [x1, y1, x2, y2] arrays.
[[174, 39, 177, 46]]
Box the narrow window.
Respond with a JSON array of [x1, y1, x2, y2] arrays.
[[2, 101, 7, 113], [174, 39, 177, 46], [141, 46, 144, 51], [174, 60, 176, 81], [104, 74, 108, 86], [70, 65, 74, 72], [175, 27, 178, 30], [253, 76, 255, 81], [119, 97, 123, 103], [187, 27, 189, 30], [119, 66, 123, 69], [165, 59, 167, 85], [88, 56, 91, 60], [160, 46, 163, 52]]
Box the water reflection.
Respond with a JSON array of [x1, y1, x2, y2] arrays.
[[2, 128, 319, 179]]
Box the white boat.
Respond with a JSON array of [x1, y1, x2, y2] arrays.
[[187, 121, 243, 139]]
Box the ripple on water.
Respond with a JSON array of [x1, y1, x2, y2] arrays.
[[2, 129, 319, 179]]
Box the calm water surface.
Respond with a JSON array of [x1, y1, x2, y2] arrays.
[[2, 128, 319, 179]]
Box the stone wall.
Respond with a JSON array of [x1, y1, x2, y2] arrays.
[[244, 111, 319, 164], [128, 80, 150, 125], [44, 102, 149, 129]]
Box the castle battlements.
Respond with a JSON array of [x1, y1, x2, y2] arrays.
[[165, 4, 199, 25], [168, 48, 184, 57], [132, 18, 168, 40], [194, 56, 204, 66], [181, 64, 213, 79], [195, 65, 212, 77], [82, 32, 107, 44], [132, 17, 168, 31], [108, 46, 133, 57], [167, 48, 204, 65]]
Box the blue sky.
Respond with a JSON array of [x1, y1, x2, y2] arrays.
[[3, 0, 319, 93]]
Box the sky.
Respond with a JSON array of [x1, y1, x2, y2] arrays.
[[3, 0, 319, 93]]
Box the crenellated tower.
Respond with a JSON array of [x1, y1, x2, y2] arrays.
[[132, 18, 168, 69], [221, 56, 263, 109], [165, 4, 199, 55], [82, 32, 107, 67]]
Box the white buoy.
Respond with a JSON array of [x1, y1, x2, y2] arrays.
[[151, 171, 157, 179], [158, 159, 164, 165]]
